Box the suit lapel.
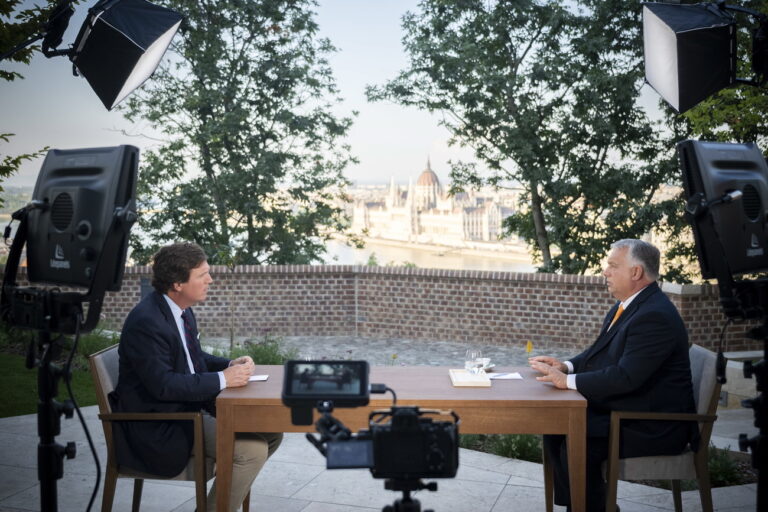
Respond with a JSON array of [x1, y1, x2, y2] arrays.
[[587, 283, 661, 361], [152, 292, 191, 374]]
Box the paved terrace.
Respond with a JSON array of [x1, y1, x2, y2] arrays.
[[0, 337, 758, 511]]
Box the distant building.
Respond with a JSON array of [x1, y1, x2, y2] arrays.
[[351, 159, 521, 246]]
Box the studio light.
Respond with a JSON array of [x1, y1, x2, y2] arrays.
[[679, 140, 768, 279], [642, 1, 767, 114], [26, 145, 139, 290], [0, 0, 183, 110], [71, 0, 183, 110]]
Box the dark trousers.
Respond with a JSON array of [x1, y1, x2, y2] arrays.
[[543, 434, 610, 512]]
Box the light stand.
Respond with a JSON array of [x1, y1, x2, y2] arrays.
[[680, 139, 768, 511], [1, 145, 139, 511]]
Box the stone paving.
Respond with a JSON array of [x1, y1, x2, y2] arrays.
[[204, 335, 576, 368]]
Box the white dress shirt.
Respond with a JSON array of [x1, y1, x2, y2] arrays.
[[563, 286, 647, 391]]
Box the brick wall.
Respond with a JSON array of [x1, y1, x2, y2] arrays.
[[4, 265, 761, 352]]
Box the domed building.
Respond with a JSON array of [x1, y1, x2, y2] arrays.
[[351, 158, 518, 245], [414, 159, 442, 210]]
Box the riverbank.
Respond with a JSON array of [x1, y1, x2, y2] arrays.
[[324, 236, 536, 271]]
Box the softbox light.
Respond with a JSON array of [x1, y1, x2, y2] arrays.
[[71, 0, 183, 110], [26, 145, 138, 290], [643, 2, 736, 113]]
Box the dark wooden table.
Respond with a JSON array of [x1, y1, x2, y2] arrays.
[[216, 365, 586, 511]]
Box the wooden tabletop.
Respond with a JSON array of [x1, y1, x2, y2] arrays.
[[218, 365, 586, 409]]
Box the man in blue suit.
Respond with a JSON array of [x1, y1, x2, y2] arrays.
[[530, 239, 697, 512], [112, 242, 282, 511]]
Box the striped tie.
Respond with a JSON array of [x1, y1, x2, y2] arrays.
[[609, 304, 624, 330], [181, 310, 205, 373]]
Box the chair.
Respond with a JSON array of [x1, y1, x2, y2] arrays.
[[89, 344, 250, 512], [603, 344, 720, 512], [544, 344, 720, 512]]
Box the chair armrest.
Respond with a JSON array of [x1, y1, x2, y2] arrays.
[[99, 412, 202, 422], [610, 410, 717, 423]]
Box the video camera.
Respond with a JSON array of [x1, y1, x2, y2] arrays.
[[282, 360, 460, 512]]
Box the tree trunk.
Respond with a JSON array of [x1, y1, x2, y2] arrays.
[[529, 180, 552, 269]]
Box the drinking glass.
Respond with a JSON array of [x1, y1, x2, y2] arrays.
[[464, 349, 483, 374]]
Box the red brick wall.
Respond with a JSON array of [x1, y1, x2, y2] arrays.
[[4, 265, 761, 352]]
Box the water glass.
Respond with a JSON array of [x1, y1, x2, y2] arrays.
[[464, 349, 483, 374]]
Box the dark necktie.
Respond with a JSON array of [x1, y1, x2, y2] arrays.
[[181, 309, 205, 373]]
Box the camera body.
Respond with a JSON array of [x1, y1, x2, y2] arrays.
[[282, 360, 459, 481], [367, 406, 458, 479]]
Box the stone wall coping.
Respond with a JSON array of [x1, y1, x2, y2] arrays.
[[117, 264, 610, 284], [3, 264, 720, 293], [660, 281, 714, 295]]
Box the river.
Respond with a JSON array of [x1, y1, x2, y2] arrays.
[[321, 239, 536, 272]]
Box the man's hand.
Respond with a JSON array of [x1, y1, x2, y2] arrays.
[[223, 363, 252, 388], [529, 360, 568, 389], [528, 355, 567, 373], [230, 355, 254, 368]]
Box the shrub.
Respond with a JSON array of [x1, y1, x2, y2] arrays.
[[459, 434, 542, 463], [228, 333, 297, 364]]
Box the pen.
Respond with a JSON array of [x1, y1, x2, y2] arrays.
[[490, 373, 510, 379]]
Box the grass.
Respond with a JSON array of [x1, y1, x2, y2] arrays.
[[0, 352, 97, 418]]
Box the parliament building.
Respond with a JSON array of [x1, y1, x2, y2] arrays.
[[351, 160, 519, 246]]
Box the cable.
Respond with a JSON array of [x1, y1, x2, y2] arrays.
[[64, 312, 100, 512], [385, 386, 397, 405], [716, 318, 734, 385]]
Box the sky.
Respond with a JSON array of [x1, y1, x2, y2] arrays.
[[0, 0, 480, 188]]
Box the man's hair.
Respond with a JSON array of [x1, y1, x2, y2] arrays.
[[151, 243, 208, 294], [611, 239, 660, 281]]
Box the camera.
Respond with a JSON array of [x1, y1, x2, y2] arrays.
[[282, 360, 460, 512]]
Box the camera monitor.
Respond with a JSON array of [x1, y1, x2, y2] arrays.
[[282, 360, 370, 408], [26, 145, 138, 290], [679, 140, 768, 279]]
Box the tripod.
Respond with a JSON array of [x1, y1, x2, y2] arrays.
[[30, 328, 78, 511], [735, 320, 767, 512], [382, 478, 438, 512]]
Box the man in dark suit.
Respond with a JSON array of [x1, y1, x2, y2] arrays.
[[112, 242, 282, 511], [530, 239, 697, 512]]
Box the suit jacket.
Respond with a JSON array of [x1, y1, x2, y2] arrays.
[[571, 282, 698, 457], [111, 291, 231, 477]]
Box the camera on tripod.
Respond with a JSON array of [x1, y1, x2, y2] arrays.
[[282, 360, 460, 511]]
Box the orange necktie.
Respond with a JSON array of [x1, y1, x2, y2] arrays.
[[609, 304, 624, 329]]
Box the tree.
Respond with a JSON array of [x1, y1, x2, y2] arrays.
[[367, 0, 684, 275], [682, 0, 768, 150], [0, 0, 59, 208], [121, 0, 356, 265]]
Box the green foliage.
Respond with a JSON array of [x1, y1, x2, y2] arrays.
[[226, 333, 297, 365], [707, 444, 745, 488], [367, 0, 688, 276], [366, 252, 379, 266], [681, 0, 768, 151], [0, 1, 60, 207], [63, 328, 120, 371], [459, 434, 542, 463], [122, 0, 356, 266]]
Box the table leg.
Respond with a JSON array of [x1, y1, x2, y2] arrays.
[[216, 405, 235, 511], [566, 408, 586, 512]]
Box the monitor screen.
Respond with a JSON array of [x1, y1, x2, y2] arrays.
[[282, 360, 369, 407]]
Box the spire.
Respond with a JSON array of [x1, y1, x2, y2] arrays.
[[426, 156, 432, 171]]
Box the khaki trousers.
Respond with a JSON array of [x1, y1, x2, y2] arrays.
[[203, 414, 283, 511]]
